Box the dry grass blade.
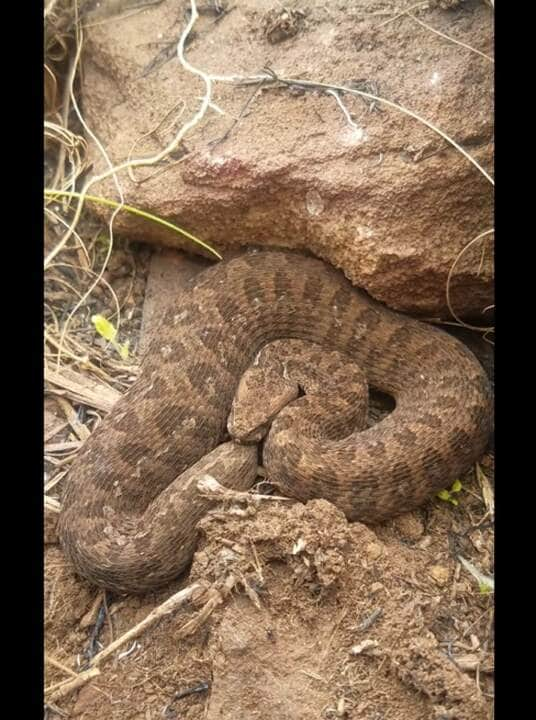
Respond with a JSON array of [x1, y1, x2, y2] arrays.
[[45, 496, 62, 513], [45, 654, 78, 679], [446, 229, 494, 332], [406, 13, 493, 63], [45, 470, 68, 493], [44, 64, 59, 117], [46, 6, 127, 370], [45, 0, 62, 17], [45, 365, 122, 413], [458, 556, 494, 592], [44, 324, 140, 386], [377, 2, 428, 27], [56, 395, 92, 441], [49, 260, 121, 322], [45, 330, 93, 368], [44, 121, 88, 191], [45, 210, 91, 268], [44, 190, 221, 263], [45, 441, 82, 453], [476, 463, 494, 519], [44, 420, 69, 443]]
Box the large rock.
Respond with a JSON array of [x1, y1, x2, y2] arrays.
[[81, 0, 494, 317]]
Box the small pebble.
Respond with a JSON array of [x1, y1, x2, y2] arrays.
[[429, 565, 450, 587], [366, 541, 383, 560], [370, 582, 384, 595]]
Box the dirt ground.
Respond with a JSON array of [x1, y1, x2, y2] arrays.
[[44, 243, 494, 720]]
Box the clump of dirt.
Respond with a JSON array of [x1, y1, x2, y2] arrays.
[[45, 457, 493, 719], [193, 497, 492, 720]]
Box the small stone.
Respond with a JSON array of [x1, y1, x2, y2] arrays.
[[370, 582, 384, 595], [292, 538, 306, 555], [305, 189, 325, 216], [350, 639, 380, 655], [429, 565, 450, 587], [366, 541, 383, 560]]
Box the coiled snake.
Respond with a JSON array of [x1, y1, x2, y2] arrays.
[[59, 251, 492, 594]]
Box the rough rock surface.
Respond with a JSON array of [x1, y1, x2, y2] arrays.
[[81, 0, 494, 317]]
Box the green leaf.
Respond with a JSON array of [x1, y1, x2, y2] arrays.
[[437, 479, 463, 506], [91, 314, 117, 342], [91, 315, 130, 360]]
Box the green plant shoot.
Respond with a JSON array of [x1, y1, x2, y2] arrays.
[[91, 314, 129, 360], [437, 479, 463, 506]]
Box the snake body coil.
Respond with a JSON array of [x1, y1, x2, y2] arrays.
[[59, 251, 492, 593]]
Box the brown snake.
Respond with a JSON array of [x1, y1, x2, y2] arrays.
[[59, 250, 492, 594]]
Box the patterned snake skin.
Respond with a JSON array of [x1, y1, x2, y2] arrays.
[[59, 251, 492, 594]]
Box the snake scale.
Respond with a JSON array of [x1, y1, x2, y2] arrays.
[[59, 250, 492, 594]]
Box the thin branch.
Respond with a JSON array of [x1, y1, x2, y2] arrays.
[[88, 583, 200, 667], [46, 667, 101, 703]]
